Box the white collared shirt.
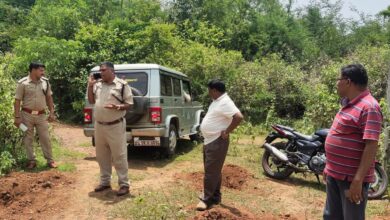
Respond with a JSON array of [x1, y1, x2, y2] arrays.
[[200, 93, 240, 145]]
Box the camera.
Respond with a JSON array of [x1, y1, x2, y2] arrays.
[[93, 72, 101, 80]]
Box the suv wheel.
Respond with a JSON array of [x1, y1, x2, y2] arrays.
[[165, 124, 177, 157]]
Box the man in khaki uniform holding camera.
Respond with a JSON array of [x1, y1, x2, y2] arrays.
[[88, 61, 133, 196], [14, 62, 57, 169]]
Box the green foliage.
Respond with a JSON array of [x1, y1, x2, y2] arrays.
[[0, 0, 389, 174], [0, 150, 16, 175], [24, 0, 86, 39], [178, 20, 226, 47], [300, 2, 349, 58], [301, 84, 339, 131], [347, 46, 390, 99], [6, 37, 86, 120], [0, 58, 25, 175], [0, 1, 31, 52], [76, 24, 128, 64]]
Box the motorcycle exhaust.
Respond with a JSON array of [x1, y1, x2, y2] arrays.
[[263, 143, 289, 162]]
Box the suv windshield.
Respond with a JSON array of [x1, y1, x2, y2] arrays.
[[116, 72, 148, 96]]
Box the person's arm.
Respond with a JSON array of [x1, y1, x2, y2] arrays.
[[104, 103, 131, 110], [14, 82, 24, 127], [347, 140, 379, 203], [87, 75, 96, 104], [14, 99, 22, 127], [347, 106, 382, 203], [46, 94, 56, 122], [117, 103, 131, 110], [221, 112, 244, 139]]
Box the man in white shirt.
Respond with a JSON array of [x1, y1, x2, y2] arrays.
[[197, 79, 244, 211]]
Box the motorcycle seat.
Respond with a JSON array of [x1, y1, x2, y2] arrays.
[[315, 129, 329, 139], [292, 131, 319, 142], [275, 124, 295, 132]]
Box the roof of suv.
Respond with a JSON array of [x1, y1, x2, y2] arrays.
[[90, 63, 188, 77]]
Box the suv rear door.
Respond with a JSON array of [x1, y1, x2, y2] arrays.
[[115, 70, 150, 125], [182, 80, 196, 134]]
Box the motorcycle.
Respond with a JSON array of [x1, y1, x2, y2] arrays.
[[261, 124, 388, 199]]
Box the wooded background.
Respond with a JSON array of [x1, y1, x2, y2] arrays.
[[1, 0, 389, 174]]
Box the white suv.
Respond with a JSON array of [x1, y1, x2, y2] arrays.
[[83, 64, 204, 156]]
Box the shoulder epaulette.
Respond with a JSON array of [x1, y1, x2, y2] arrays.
[[116, 78, 127, 85], [18, 77, 28, 83]]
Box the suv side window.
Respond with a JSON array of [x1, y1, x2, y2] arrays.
[[116, 72, 148, 95], [173, 78, 181, 96], [182, 80, 192, 102], [160, 74, 173, 96]]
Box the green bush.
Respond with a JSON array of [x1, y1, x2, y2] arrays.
[[0, 151, 16, 175], [0, 58, 24, 175]]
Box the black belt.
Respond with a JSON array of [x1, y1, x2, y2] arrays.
[[97, 118, 123, 125]]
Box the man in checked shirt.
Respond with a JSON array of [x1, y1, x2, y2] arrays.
[[323, 64, 383, 220]]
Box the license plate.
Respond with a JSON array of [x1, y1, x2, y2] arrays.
[[133, 137, 160, 146]]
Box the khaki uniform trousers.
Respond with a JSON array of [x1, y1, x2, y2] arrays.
[[95, 119, 129, 187], [21, 111, 53, 163]]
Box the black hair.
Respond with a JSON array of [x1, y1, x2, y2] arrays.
[[29, 62, 45, 72], [100, 61, 114, 70], [207, 79, 226, 93], [341, 64, 368, 87]]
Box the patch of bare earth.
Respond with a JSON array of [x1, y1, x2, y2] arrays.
[[192, 207, 299, 220], [2, 123, 388, 220], [175, 164, 253, 190], [50, 122, 115, 220], [0, 171, 74, 220], [177, 164, 301, 220]]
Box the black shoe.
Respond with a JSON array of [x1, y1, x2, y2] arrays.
[[213, 198, 221, 205], [198, 193, 221, 205], [94, 185, 111, 192], [117, 186, 129, 196]]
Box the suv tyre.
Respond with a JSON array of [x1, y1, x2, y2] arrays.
[[164, 124, 178, 158]]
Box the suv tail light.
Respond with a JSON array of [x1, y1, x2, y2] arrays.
[[84, 108, 93, 124], [150, 107, 161, 124]]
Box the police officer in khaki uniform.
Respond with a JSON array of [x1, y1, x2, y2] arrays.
[[14, 62, 57, 169], [87, 61, 133, 196]]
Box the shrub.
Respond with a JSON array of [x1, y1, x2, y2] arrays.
[[0, 57, 24, 175]]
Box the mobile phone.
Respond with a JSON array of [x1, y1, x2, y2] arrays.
[[93, 72, 101, 80]]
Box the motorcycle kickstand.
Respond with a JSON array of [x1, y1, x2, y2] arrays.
[[315, 174, 321, 184]]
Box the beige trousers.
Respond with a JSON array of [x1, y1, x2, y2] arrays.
[[21, 111, 53, 163], [94, 119, 129, 187]]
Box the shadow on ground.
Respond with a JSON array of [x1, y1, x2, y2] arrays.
[[88, 189, 134, 204], [265, 174, 326, 193], [83, 138, 200, 170]]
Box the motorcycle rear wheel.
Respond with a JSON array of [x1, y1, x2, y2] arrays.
[[367, 163, 388, 200], [262, 142, 294, 180]]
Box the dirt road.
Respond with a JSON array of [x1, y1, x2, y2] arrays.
[[1, 123, 389, 220]]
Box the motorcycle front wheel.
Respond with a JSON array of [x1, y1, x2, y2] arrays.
[[261, 142, 294, 180], [367, 163, 388, 200]]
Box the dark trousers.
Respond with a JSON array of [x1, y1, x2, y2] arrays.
[[323, 175, 369, 220], [202, 137, 229, 205]]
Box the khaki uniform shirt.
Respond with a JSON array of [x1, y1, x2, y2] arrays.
[[15, 76, 52, 110], [93, 77, 133, 122]]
